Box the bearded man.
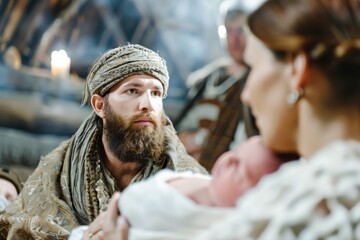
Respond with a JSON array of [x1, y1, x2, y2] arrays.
[[0, 44, 207, 239]]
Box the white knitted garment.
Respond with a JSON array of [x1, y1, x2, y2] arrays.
[[196, 140, 360, 240]]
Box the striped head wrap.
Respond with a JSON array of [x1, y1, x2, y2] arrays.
[[82, 44, 169, 105]]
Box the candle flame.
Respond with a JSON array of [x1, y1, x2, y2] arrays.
[[51, 49, 71, 79]]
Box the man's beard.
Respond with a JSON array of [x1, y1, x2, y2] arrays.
[[103, 103, 167, 166]]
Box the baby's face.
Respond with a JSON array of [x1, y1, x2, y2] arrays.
[[209, 136, 280, 207], [0, 178, 18, 202]]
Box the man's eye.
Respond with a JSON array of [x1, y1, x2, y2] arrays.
[[126, 89, 137, 94], [151, 91, 162, 97]]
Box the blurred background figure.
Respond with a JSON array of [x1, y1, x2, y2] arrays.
[[0, 165, 22, 211], [175, 0, 250, 172]]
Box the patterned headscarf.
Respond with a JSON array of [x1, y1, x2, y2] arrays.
[[82, 44, 169, 105]]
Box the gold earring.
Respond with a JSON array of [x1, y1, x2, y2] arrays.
[[287, 88, 304, 105]]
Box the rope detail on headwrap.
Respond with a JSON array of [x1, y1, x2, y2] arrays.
[[82, 44, 169, 105]]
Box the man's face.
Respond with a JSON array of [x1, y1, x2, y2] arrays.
[[225, 15, 246, 63], [102, 75, 168, 164]]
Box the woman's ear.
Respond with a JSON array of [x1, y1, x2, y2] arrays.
[[91, 94, 106, 118], [290, 52, 309, 89]]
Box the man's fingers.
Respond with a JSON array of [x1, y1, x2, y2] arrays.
[[105, 192, 121, 224], [81, 192, 122, 240], [118, 216, 129, 240], [82, 211, 105, 240], [102, 192, 122, 236]]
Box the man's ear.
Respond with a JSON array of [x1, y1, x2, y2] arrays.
[[91, 94, 106, 118], [290, 52, 309, 89]]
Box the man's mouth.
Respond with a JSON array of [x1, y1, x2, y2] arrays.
[[133, 117, 155, 126]]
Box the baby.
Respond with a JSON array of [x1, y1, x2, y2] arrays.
[[118, 136, 289, 239], [167, 135, 284, 207]]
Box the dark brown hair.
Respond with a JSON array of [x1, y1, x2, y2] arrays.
[[248, 0, 360, 107]]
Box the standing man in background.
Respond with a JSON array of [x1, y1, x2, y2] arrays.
[[175, 7, 249, 172]]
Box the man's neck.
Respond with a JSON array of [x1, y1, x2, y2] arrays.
[[107, 160, 142, 191], [101, 138, 143, 191]]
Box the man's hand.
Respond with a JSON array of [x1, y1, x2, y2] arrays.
[[82, 192, 129, 240]]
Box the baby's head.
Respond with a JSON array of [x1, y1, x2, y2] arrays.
[[210, 136, 285, 207], [0, 166, 22, 205]]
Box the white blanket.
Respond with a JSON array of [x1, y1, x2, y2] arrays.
[[120, 170, 231, 240]]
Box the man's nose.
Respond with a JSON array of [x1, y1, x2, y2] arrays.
[[138, 92, 154, 112]]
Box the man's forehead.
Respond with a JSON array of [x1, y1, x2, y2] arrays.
[[119, 75, 163, 88], [226, 16, 246, 27]]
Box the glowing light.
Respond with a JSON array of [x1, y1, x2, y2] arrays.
[[218, 25, 227, 39], [51, 50, 71, 80]]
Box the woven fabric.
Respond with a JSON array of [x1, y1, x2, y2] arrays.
[[82, 44, 169, 105]]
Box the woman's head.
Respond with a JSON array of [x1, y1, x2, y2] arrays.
[[242, 0, 360, 154]]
